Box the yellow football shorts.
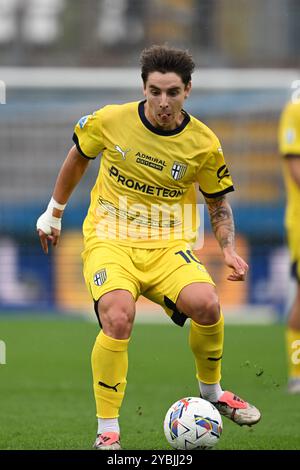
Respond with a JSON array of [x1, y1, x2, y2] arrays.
[[82, 242, 215, 326]]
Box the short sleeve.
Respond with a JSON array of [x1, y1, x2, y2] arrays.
[[197, 138, 234, 198], [72, 109, 105, 159], [279, 102, 300, 156]]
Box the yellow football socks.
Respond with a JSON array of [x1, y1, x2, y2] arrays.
[[286, 327, 300, 378], [189, 313, 224, 384], [91, 330, 130, 418]]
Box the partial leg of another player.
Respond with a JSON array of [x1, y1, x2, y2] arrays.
[[286, 281, 300, 394], [176, 283, 261, 426]]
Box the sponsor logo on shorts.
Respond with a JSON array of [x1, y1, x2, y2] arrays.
[[93, 269, 107, 286], [197, 264, 207, 273]]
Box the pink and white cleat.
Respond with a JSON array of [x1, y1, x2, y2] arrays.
[[212, 391, 261, 426], [93, 431, 121, 450]]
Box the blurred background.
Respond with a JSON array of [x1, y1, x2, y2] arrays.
[[1, 0, 300, 323]]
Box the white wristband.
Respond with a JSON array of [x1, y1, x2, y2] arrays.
[[48, 197, 67, 211]]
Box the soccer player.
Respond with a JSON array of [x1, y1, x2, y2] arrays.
[[37, 45, 261, 450], [279, 100, 300, 394]]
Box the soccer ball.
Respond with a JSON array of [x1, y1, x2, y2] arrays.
[[163, 397, 223, 450]]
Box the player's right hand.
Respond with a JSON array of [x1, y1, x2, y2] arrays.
[[36, 211, 62, 255]]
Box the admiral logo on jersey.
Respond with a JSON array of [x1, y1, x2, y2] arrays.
[[135, 151, 167, 171]]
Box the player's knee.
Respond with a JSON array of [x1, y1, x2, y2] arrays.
[[187, 292, 220, 325], [101, 306, 134, 338], [112, 311, 133, 337], [197, 295, 220, 325], [98, 293, 135, 338]]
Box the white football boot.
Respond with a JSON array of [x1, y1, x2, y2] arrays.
[[212, 391, 261, 426]]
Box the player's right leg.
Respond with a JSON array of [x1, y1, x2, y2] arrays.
[[82, 243, 139, 449], [92, 289, 135, 450]]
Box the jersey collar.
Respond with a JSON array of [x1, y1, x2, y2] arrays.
[[138, 100, 190, 136]]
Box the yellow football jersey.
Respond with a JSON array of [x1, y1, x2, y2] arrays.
[[278, 101, 300, 229], [73, 101, 234, 248]]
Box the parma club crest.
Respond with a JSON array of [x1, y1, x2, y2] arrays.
[[171, 162, 187, 181], [93, 269, 107, 286]]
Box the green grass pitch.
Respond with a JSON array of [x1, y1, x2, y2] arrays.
[[0, 314, 299, 450]]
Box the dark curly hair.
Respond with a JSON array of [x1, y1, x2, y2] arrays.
[[140, 45, 195, 87]]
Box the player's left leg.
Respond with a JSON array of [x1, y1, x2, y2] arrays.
[[176, 282, 223, 396], [144, 244, 260, 426], [177, 283, 261, 426]]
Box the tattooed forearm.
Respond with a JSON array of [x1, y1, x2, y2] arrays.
[[205, 196, 235, 249]]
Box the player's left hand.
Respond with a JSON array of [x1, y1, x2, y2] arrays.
[[222, 247, 248, 281]]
